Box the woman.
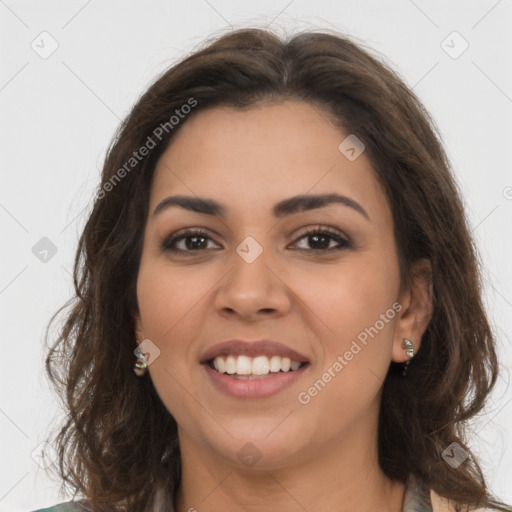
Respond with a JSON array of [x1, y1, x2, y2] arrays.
[[35, 27, 511, 512]]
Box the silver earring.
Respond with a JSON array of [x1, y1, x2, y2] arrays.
[[134, 347, 148, 376], [402, 338, 414, 376]]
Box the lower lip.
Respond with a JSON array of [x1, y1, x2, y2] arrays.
[[203, 363, 309, 398]]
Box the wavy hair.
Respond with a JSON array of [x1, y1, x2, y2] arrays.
[[44, 27, 509, 511]]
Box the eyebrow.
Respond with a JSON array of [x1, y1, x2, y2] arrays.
[[152, 193, 370, 221]]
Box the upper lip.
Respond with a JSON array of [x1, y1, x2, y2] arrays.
[[200, 339, 310, 364]]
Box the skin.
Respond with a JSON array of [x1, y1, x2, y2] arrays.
[[134, 100, 432, 512]]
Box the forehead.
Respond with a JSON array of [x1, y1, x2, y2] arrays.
[[150, 101, 390, 224]]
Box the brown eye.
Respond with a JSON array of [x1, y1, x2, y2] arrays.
[[161, 226, 351, 255], [290, 226, 351, 252], [161, 229, 221, 253]]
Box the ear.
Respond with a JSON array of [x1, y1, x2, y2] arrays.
[[391, 258, 433, 363], [133, 313, 145, 343]]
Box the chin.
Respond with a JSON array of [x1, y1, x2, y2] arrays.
[[196, 418, 312, 471]]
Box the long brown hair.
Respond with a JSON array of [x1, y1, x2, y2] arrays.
[[44, 27, 510, 511]]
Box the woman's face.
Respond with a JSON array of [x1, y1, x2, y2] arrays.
[[134, 100, 426, 470]]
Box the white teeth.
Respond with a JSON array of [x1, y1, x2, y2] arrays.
[[225, 355, 236, 374], [290, 360, 301, 371], [236, 355, 252, 375], [211, 354, 304, 376], [269, 355, 282, 373], [280, 357, 291, 372], [252, 356, 270, 375], [216, 357, 226, 373]]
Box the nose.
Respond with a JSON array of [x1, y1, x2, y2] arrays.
[[214, 241, 292, 321]]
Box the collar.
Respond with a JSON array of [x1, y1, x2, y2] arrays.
[[402, 474, 433, 511]]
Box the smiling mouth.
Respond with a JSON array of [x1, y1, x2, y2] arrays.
[[206, 354, 309, 379]]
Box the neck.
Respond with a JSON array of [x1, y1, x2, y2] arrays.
[[174, 427, 405, 512]]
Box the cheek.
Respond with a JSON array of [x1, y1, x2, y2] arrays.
[[136, 260, 201, 420], [136, 257, 198, 341], [304, 252, 399, 338], [304, 252, 400, 391], [295, 270, 399, 428], [135, 258, 200, 399]]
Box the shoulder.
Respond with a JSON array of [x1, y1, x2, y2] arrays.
[[404, 473, 509, 512], [30, 500, 91, 512]]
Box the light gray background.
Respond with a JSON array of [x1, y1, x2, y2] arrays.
[[1, 1, 511, 511]]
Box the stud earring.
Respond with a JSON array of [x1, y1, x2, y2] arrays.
[[402, 338, 414, 376], [134, 346, 148, 376]]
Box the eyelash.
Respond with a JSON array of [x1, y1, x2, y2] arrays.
[[160, 225, 352, 255]]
